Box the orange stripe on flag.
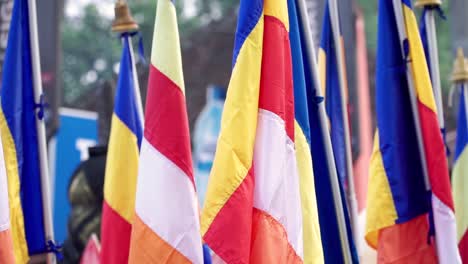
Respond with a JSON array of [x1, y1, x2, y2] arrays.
[[377, 214, 436, 264], [0, 229, 14, 263], [251, 209, 302, 264], [129, 215, 191, 264]]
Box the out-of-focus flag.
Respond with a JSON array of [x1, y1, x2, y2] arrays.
[[0, 0, 56, 262], [317, 3, 359, 263], [80, 234, 101, 264], [100, 34, 143, 263], [0, 137, 14, 263], [453, 84, 468, 262], [366, 0, 460, 263], [128, 0, 203, 262], [201, 0, 304, 262], [288, 0, 324, 262]]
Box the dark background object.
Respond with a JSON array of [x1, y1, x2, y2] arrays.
[[62, 146, 107, 264]]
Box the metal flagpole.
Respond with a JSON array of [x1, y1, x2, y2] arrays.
[[112, 0, 144, 125], [327, 0, 359, 245], [27, 0, 56, 263], [296, 0, 352, 262], [451, 48, 468, 141], [415, 0, 446, 145]]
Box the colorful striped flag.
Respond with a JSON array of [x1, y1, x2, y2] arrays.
[[453, 84, 468, 262], [366, 0, 460, 262], [0, 0, 54, 262], [100, 34, 143, 263], [201, 0, 304, 262], [288, 0, 324, 262], [128, 0, 203, 262], [0, 138, 14, 263], [313, 3, 359, 263]]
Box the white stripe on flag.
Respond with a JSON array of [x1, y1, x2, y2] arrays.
[[253, 109, 303, 258], [135, 139, 203, 263]]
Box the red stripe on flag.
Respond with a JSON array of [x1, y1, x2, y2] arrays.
[[250, 208, 302, 263], [144, 65, 194, 183], [377, 214, 436, 263], [203, 168, 255, 263], [459, 231, 468, 263], [417, 101, 454, 211], [100, 201, 132, 264], [259, 15, 295, 141]]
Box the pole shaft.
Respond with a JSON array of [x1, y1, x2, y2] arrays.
[[296, 0, 352, 262], [27, 0, 56, 263], [327, 0, 359, 246], [424, 10, 445, 130], [391, 0, 431, 190], [126, 36, 145, 127]]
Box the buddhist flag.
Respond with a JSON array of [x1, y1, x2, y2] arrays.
[[453, 84, 468, 262], [128, 0, 203, 262], [201, 0, 304, 262], [0, 0, 54, 262], [366, 1, 460, 263], [288, 0, 324, 262], [0, 138, 14, 263], [100, 34, 143, 263]]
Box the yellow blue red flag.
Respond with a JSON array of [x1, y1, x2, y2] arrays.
[[100, 34, 143, 263], [366, 0, 460, 263]]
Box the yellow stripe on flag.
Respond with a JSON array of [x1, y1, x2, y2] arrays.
[[453, 147, 468, 241], [264, 0, 289, 32], [0, 110, 28, 264], [295, 122, 324, 264], [402, 5, 437, 113], [104, 115, 140, 223], [201, 15, 264, 235], [151, 0, 185, 92], [365, 132, 398, 248]]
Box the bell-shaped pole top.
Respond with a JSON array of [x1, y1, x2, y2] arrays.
[[451, 48, 468, 83], [112, 0, 139, 33], [415, 0, 441, 8]]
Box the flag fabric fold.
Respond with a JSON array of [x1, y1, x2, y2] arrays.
[[128, 0, 203, 263], [100, 34, 143, 263], [0, 0, 49, 262], [366, 1, 460, 263], [453, 85, 468, 263], [201, 0, 304, 263]]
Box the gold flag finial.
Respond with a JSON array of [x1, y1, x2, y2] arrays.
[[112, 0, 139, 33], [451, 48, 468, 83], [415, 0, 441, 8]]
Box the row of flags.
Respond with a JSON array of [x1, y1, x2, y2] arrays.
[[0, 0, 466, 263]]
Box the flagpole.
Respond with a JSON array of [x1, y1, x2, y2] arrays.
[[296, 0, 352, 262], [391, 0, 431, 191], [451, 48, 468, 131], [112, 0, 144, 125], [415, 0, 446, 143], [27, 0, 56, 263], [327, 0, 359, 245]]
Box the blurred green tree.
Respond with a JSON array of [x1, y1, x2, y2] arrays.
[[62, 0, 236, 107]]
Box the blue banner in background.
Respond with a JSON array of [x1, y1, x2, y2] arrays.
[[51, 108, 98, 243]]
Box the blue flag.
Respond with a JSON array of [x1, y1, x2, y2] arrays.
[[0, 0, 48, 261]]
